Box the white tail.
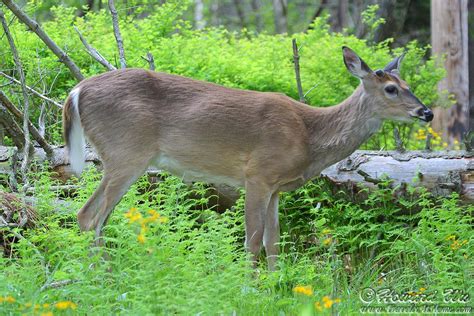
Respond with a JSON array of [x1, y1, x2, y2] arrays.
[[63, 47, 433, 270], [64, 88, 85, 175]]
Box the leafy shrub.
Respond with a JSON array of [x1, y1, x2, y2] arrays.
[[0, 1, 445, 148]]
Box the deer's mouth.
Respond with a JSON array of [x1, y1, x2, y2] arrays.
[[411, 108, 434, 122]]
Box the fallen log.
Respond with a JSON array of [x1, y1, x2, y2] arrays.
[[0, 146, 473, 203]]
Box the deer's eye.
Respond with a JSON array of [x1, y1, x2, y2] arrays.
[[384, 85, 398, 95]]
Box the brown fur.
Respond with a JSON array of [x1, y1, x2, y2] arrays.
[[64, 48, 432, 270]]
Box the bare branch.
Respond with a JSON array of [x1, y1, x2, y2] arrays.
[[393, 127, 405, 153], [74, 26, 116, 71], [0, 104, 24, 149], [292, 38, 305, 103], [141, 52, 155, 71], [0, 72, 63, 109], [0, 9, 31, 188], [0, 91, 53, 156], [108, 0, 126, 69], [40, 279, 79, 292], [1, 0, 84, 81]]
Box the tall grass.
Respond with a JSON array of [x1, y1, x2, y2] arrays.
[[1, 166, 472, 315]]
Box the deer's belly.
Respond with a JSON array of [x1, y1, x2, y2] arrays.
[[152, 154, 243, 188]]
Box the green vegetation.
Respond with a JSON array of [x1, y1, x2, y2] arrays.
[[1, 168, 472, 314], [1, 2, 471, 315], [0, 1, 447, 149]]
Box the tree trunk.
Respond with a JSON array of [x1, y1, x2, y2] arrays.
[[251, 0, 263, 32], [373, 0, 411, 42], [272, 0, 287, 33], [431, 0, 469, 145], [468, 0, 474, 149], [194, 0, 205, 30]]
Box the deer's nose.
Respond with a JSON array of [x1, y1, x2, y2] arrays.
[[423, 109, 434, 122]]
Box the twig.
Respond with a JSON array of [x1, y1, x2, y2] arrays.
[[292, 39, 305, 103], [108, 0, 126, 69], [0, 216, 50, 279], [0, 9, 31, 190], [141, 52, 155, 71], [357, 169, 382, 185], [424, 133, 432, 151], [393, 127, 405, 153], [1, 0, 84, 81], [303, 83, 319, 99], [74, 26, 116, 71], [0, 72, 63, 109], [40, 279, 79, 292], [0, 91, 53, 156]]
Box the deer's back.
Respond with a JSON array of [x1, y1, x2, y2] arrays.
[[75, 69, 311, 187]]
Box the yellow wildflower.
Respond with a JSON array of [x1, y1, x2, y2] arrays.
[[54, 301, 77, 310], [323, 238, 332, 246], [40, 312, 53, 316], [147, 209, 160, 221], [137, 233, 146, 244], [125, 208, 142, 223], [324, 299, 334, 308], [293, 285, 313, 296], [443, 142, 448, 148], [43, 303, 50, 308], [4, 296, 15, 303], [419, 287, 426, 292], [314, 301, 322, 311], [446, 235, 456, 241], [322, 228, 331, 234]]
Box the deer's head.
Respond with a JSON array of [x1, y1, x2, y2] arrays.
[[342, 46, 433, 123]]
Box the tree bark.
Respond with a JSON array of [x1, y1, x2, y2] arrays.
[[373, 0, 411, 43], [468, 0, 474, 149], [194, 0, 206, 30], [431, 0, 469, 145], [272, 0, 287, 33], [108, 0, 126, 69], [250, 0, 262, 32]]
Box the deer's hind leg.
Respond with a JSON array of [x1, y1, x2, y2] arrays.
[[77, 151, 153, 240]]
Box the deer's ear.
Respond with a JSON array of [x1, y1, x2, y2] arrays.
[[383, 52, 405, 74], [342, 46, 372, 79]]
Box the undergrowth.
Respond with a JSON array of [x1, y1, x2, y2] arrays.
[[0, 166, 472, 315]]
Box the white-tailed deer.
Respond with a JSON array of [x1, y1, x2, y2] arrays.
[[63, 47, 433, 270]]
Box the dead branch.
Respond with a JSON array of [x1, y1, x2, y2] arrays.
[[141, 52, 155, 71], [0, 104, 24, 149], [0, 9, 31, 188], [292, 39, 305, 103], [74, 26, 116, 71], [40, 279, 79, 292], [0, 91, 53, 156], [393, 127, 405, 153], [1, 0, 84, 81], [0, 72, 62, 109], [108, 0, 126, 69]]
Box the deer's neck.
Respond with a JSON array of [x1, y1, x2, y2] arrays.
[[306, 85, 382, 170]]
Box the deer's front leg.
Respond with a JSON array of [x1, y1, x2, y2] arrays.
[[244, 180, 273, 268], [263, 192, 280, 271]]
